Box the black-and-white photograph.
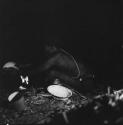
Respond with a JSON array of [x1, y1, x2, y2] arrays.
[[0, 1, 122, 125]]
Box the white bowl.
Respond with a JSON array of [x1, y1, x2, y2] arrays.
[[47, 85, 72, 99]]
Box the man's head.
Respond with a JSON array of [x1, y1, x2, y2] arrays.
[[2, 61, 21, 92], [3, 62, 19, 70]]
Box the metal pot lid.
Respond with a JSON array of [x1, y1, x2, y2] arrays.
[[47, 85, 72, 98]]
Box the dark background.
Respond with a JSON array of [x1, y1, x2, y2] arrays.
[[0, 1, 122, 83]]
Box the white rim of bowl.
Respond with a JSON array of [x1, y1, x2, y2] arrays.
[[8, 91, 19, 102]]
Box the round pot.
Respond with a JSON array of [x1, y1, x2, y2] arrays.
[[8, 91, 25, 112]]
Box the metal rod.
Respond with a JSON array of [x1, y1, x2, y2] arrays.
[[62, 112, 69, 124]]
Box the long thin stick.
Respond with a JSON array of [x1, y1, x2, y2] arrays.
[[62, 112, 69, 124]]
